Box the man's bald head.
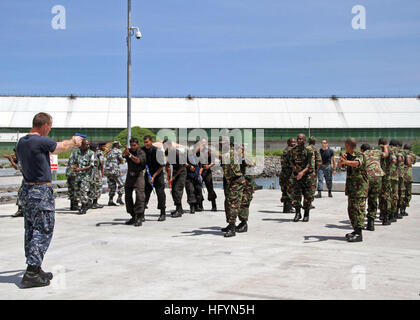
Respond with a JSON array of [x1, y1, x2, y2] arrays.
[[297, 134, 306, 147]]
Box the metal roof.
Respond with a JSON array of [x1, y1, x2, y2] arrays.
[[0, 96, 419, 129]]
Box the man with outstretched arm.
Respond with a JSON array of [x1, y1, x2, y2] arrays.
[[16, 112, 82, 288]]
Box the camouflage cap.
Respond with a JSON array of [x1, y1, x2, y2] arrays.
[[308, 136, 316, 144]]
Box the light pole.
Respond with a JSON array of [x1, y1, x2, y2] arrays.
[[308, 116, 312, 137], [127, 0, 142, 144]]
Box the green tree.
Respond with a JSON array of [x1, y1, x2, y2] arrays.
[[412, 139, 420, 156], [114, 127, 156, 147]]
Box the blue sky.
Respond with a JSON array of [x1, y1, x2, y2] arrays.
[[0, 0, 419, 97]]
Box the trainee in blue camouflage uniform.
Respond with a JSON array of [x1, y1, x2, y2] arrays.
[[88, 143, 104, 209], [104, 141, 125, 206], [73, 139, 95, 214], [16, 112, 82, 288]]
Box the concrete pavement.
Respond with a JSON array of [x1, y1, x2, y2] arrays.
[[0, 189, 419, 300]]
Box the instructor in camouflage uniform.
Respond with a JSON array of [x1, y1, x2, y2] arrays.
[[279, 138, 296, 213], [220, 138, 246, 237], [338, 138, 368, 242], [104, 141, 125, 206], [286, 134, 314, 222], [16, 112, 82, 288]]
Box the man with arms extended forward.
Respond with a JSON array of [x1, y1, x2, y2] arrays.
[[16, 112, 82, 288]]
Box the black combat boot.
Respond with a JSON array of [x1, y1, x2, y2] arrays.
[[21, 266, 50, 288], [39, 267, 53, 280], [171, 205, 183, 218], [211, 199, 217, 212], [87, 200, 93, 209], [328, 190, 333, 197], [382, 213, 391, 225], [347, 228, 363, 242], [108, 197, 118, 206], [196, 202, 203, 212], [79, 203, 88, 215], [345, 231, 357, 240], [236, 221, 248, 233], [158, 208, 166, 221], [389, 211, 397, 222], [224, 223, 236, 238], [133, 214, 142, 227], [141, 213, 146, 222], [190, 204, 196, 214], [401, 207, 408, 216], [366, 217, 375, 231], [315, 191, 322, 198], [283, 201, 294, 213], [125, 214, 135, 225], [302, 209, 310, 222], [293, 207, 302, 222], [117, 194, 124, 205], [11, 207, 23, 218], [396, 208, 403, 219]]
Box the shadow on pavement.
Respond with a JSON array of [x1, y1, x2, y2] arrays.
[[96, 221, 127, 227], [173, 226, 222, 237], [324, 224, 353, 230], [258, 210, 283, 214], [303, 235, 347, 243], [262, 218, 291, 223], [0, 269, 26, 288]]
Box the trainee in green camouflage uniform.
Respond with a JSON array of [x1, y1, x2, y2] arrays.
[[221, 143, 246, 237], [396, 145, 406, 218], [338, 138, 368, 242], [287, 134, 314, 222], [279, 138, 296, 213], [104, 142, 125, 205], [73, 140, 94, 214], [307, 136, 321, 204], [378, 141, 393, 224], [239, 150, 256, 228], [388, 144, 400, 222], [401, 145, 416, 214], [361, 144, 387, 231], [66, 148, 79, 210]]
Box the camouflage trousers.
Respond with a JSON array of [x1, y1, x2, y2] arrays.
[[20, 185, 55, 267], [75, 174, 91, 205], [279, 170, 292, 204], [309, 172, 317, 202], [66, 174, 77, 202], [379, 176, 391, 216], [224, 176, 247, 223], [16, 179, 24, 207], [398, 178, 406, 209], [367, 176, 382, 219], [348, 196, 366, 230], [288, 175, 313, 210], [105, 172, 124, 198], [403, 181, 412, 208], [389, 179, 399, 213], [240, 177, 255, 221], [89, 169, 102, 200]]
